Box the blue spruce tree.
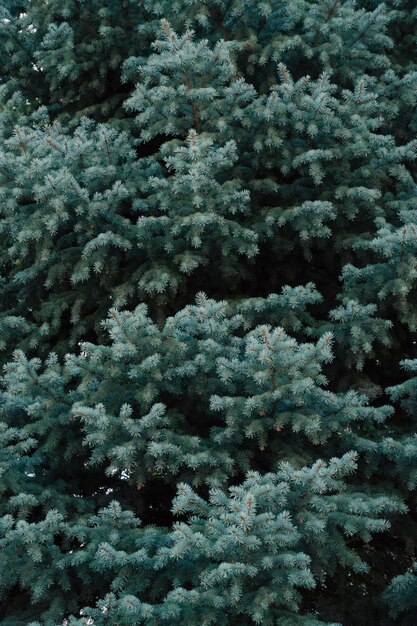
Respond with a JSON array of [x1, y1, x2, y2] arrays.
[[0, 0, 417, 624]]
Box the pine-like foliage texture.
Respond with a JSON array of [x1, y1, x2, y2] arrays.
[[1, 1, 417, 624]]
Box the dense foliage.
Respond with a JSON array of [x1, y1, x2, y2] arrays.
[[1, 1, 417, 624]]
